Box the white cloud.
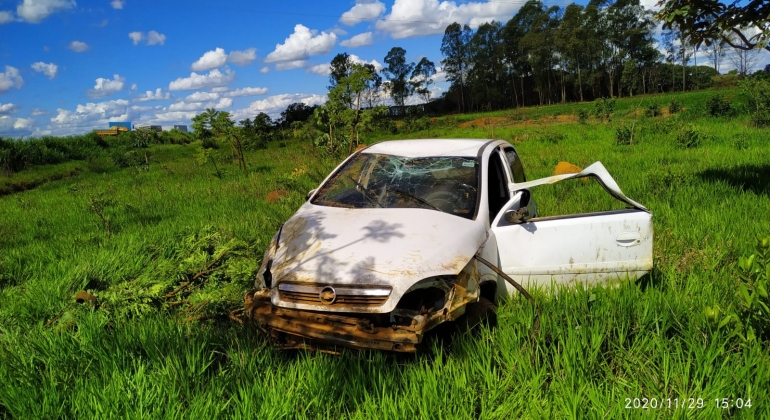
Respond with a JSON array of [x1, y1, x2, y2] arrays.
[[275, 60, 307, 70], [147, 30, 166, 45], [265, 24, 337, 62], [376, 0, 523, 39], [352, 54, 383, 71], [184, 91, 219, 103], [0, 116, 36, 134], [13, 117, 33, 129], [31, 108, 47, 116], [168, 68, 235, 91], [307, 54, 382, 77], [0, 103, 19, 115], [228, 48, 257, 66], [640, 0, 660, 11], [111, 0, 124, 9], [191, 47, 227, 71], [16, 0, 75, 23], [0, 66, 24, 93], [309, 63, 331, 76], [211, 86, 229, 93], [86, 74, 126, 98], [260, 66, 270, 74], [231, 93, 326, 120], [135, 88, 171, 102], [130, 83, 137, 90], [225, 86, 268, 97], [340, 0, 385, 26], [128, 31, 143, 45], [169, 97, 231, 112], [130, 30, 166, 46], [340, 32, 374, 48], [49, 99, 139, 135], [0, 11, 14, 23], [68, 40, 89, 52], [31, 61, 58, 79], [185, 86, 267, 103]]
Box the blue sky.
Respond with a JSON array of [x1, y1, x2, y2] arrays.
[[0, 0, 767, 138]]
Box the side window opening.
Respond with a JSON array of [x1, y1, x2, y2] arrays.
[[487, 151, 509, 222], [503, 147, 526, 183]]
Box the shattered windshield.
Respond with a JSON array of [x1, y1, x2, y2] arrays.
[[312, 153, 479, 219]]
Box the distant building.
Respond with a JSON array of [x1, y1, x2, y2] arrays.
[[137, 125, 162, 132], [109, 121, 132, 131], [173, 125, 188, 132]]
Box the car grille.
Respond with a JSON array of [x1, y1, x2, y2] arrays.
[[277, 283, 391, 307]]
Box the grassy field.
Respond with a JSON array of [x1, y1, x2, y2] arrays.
[[1, 88, 769, 419]]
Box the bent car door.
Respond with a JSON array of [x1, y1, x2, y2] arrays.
[[490, 162, 653, 288]]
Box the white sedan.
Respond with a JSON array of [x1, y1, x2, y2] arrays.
[[245, 139, 653, 352]]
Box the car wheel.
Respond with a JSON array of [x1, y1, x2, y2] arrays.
[[461, 296, 498, 331]]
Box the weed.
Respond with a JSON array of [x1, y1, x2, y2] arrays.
[[733, 134, 750, 150], [741, 78, 770, 127], [669, 98, 682, 114], [706, 94, 733, 117], [676, 127, 703, 149], [593, 97, 616, 122], [577, 108, 589, 124], [538, 131, 566, 144], [644, 103, 661, 117], [615, 124, 633, 145]]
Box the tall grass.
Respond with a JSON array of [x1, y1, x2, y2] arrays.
[[1, 88, 769, 419]]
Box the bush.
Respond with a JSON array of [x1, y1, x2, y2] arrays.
[[711, 73, 740, 88], [706, 94, 732, 117], [676, 128, 703, 149], [538, 131, 566, 144], [593, 97, 616, 122], [201, 136, 219, 149], [669, 99, 682, 114], [615, 125, 633, 145], [644, 103, 661, 117], [740, 78, 770, 127], [577, 108, 589, 124]]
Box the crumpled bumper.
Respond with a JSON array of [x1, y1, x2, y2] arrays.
[[245, 289, 432, 352]]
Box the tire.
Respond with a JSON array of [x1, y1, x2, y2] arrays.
[[461, 296, 498, 332]]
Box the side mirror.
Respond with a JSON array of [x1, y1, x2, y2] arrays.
[[504, 206, 530, 224], [306, 189, 317, 201]]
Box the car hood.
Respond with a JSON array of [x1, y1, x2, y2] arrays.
[[269, 202, 486, 313]]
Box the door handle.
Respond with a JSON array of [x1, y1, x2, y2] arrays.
[[616, 232, 642, 247]]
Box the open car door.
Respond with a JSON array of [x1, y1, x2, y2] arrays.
[[490, 162, 653, 289]]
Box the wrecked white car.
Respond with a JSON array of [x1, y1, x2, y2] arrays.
[[245, 139, 652, 352]]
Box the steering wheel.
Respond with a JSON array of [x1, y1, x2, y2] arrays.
[[423, 181, 472, 214]]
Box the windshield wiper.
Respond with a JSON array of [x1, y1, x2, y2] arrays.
[[386, 187, 441, 212], [348, 176, 382, 208]]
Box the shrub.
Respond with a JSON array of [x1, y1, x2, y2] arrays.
[[538, 131, 566, 144], [201, 136, 219, 149], [711, 73, 740, 88], [577, 108, 589, 124], [740, 78, 770, 127], [669, 99, 682, 114], [615, 125, 633, 145], [733, 134, 749, 150], [706, 94, 732, 117], [593, 97, 615, 122], [676, 128, 703, 149], [645, 103, 661, 117]]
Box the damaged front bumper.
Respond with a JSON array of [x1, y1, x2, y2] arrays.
[[244, 285, 471, 353]]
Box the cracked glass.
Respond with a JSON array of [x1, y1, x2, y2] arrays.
[[312, 153, 479, 219]]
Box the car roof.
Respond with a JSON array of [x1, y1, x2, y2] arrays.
[[363, 139, 493, 158]]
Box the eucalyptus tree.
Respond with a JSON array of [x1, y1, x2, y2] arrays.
[[410, 57, 437, 105], [440, 22, 473, 111], [383, 47, 415, 108], [468, 21, 505, 109]]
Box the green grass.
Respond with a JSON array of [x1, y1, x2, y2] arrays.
[[1, 88, 769, 419]]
